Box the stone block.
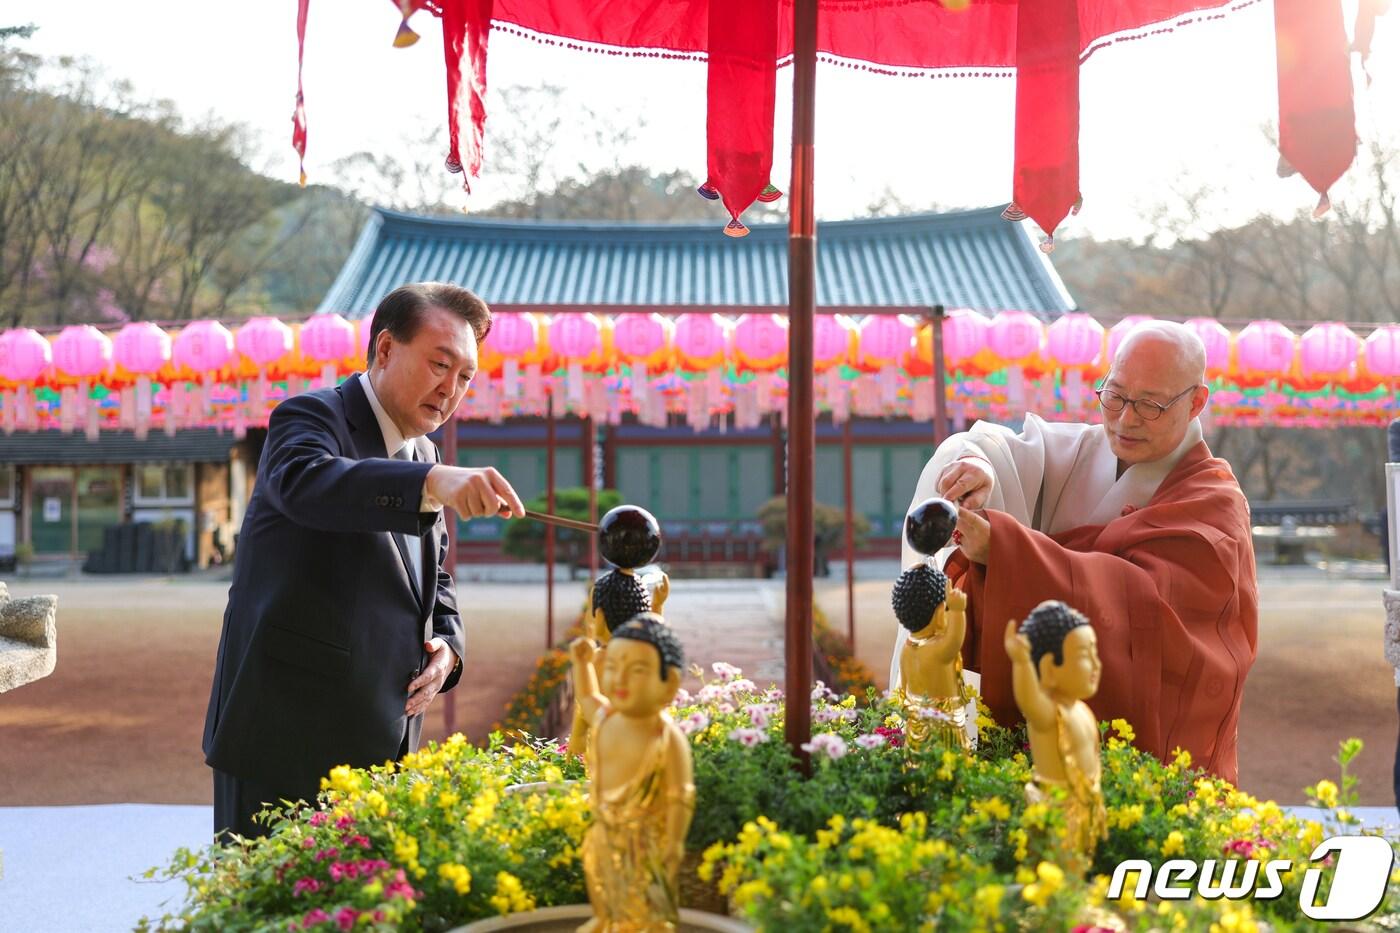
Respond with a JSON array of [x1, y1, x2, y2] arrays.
[[0, 583, 58, 693]]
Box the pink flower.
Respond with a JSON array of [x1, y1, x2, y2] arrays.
[[746, 703, 777, 728], [812, 707, 840, 724], [716, 702, 736, 715], [334, 907, 358, 931], [727, 727, 768, 747], [302, 837, 317, 849], [672, 687, 693, 706], [726, 678, 757, 695], [300, 908, 330, 929], [678, 711, 710, 736], [712, 661, 743, 682], [308, 812, 329, 827], [334, 815, 355, 830], [873, 725, 904, 748], [855, 733, 886, 750], [314, 847, 340, 862], [346, 834, 371, 850], [801, 733, 849, 761], [292, 877, 322, 897], [918, 707, 952, 723]]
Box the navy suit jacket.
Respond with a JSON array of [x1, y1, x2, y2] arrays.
[[203, 375, 465, 788]]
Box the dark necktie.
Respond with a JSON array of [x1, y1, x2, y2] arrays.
[[392, 445, 423, 589]]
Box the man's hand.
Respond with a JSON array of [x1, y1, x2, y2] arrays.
[[946, 587, 967, 613], [955, 507, 991, 564], [406, 638, 457, 718], [937, 457, 995, 509], [1004, 619, 1032, 665], [426, 465, 525, 520]]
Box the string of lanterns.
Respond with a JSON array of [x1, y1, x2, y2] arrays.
[[2, 311, 1399, 437]]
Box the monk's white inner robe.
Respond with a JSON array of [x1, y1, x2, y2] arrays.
[[888, 414, 1204, 731]]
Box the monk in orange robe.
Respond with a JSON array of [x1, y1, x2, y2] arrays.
[[893, 321, 1257, 783]]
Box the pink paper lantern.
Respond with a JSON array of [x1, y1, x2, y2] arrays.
[[987, 311, 1044, 361], [1183, 318, 1233, 374], [858, 315, 914, 366], [0, 328, 53, 382], [734, 314, 788, 364], [942, 309, 989, 364], [113, 322, 172, 375], [1046, 313, 1106, 367], [549, 313, 601, 359], [674, 314, 728, 368], [1363, 325, 1400, 378], [813, 314, 853, 367], [1299, 322, 1359, 377], [613, 313, 668, 359], [1107, 315, 1154, 361], [52, 324, 113, 378], [173, 320, 235, 373], [1235, 320, 1297, 375], [299, 313, 356, 362], [488, 312, 540, 357], [236, 317, 294, 367]]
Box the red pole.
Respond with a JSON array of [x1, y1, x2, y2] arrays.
[[785, 0, 818, 767], [931, 305, 949, 447], [843, 415, 854, 652], [584, 415, 598, 581], [443, 416, 459, 736], [546, 392, 556, 650]]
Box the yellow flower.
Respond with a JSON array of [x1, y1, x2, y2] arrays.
[[488, 871, 536, 915], [437, 791, 461, 810], [1160, 830, 1186, 857], [1171, 747, 1193, 769], [825, 906, 870, 932], [972, 796, 1012, 821], [733, 880, 773, 908], [1312, 779, 1339, 808], [1021, 861, 1064, 907], [1209, 903, 1260, 933], [320, 764, 362, 797], [438, 862, 473, 895], [974, 884, 1003, 919], [1110, 719, 1136, 742]]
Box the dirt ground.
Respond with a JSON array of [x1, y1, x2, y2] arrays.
[[816, 569, 1400, 806], [1, 569, 1396, 807], [0, 575, 585, 806]]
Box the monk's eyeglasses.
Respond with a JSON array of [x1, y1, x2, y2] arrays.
[[1094, 384, 1199, 421]]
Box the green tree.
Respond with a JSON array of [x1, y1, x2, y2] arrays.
[[757, 496, 870, 577]]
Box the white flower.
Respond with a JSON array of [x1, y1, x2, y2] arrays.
[[696, 684, 725, 704], [725, 678, 757, 696], [854, 733, 886, 750], [745, 703, 777, 728], [918, 707, 953, 723], [678, 711, 710, 735], [763, 687, 784, 702], [810, 680, 837, 702], [716, 702, 736, 715], [712, 661, 743, 683], [811, 707, 841, 724], [672, 688, 693, 706], [800, 732, 849, 761], [839, 708, 858, 723], [728, 727, 768, 747]]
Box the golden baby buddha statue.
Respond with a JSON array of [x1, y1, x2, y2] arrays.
[[570, 614, 695, 932], [892, 496, 972, 753], [892, 569, 971, 753], [1004, 600, 1108, 874], [572, 506, 668, 760]]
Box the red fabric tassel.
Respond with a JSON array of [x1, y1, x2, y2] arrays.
[[291, 0, 310, 187], [1011, 0, 1080, 244], [705, 0, 779, 224], [441, 0, 494, 193], [1275, 0, 1357, 210]]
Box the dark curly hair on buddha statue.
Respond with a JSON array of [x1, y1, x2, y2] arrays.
[[1020, 600, 1090, 670], [610, 613, 684, 681], [891, 563, 948, 633], [592, 569, 652, 634]]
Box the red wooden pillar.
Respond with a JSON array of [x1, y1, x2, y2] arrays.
[[545, 394, 556, 650]]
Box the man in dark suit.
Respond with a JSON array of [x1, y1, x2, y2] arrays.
[[203, 281, 525, 840]]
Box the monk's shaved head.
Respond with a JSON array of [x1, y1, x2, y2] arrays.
[[1101, 320, 1210, 466], [1113, 321, 1207, 389]]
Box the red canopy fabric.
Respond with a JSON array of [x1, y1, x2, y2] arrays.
[[294, 0, 1370, 240]]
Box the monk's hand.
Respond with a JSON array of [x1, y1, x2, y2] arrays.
[[426, 464, 526, 520], [946, 587, 967, 613], [955, 507, 991, 564], [1004, 620, 1032, 664], [406, 638, 456, 718], [937, 456, 994, 509]]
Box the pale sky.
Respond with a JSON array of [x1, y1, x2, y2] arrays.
[[17, 0, 1400, 241]]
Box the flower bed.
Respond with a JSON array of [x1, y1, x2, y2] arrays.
[[144, 666, 1396, 932]]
